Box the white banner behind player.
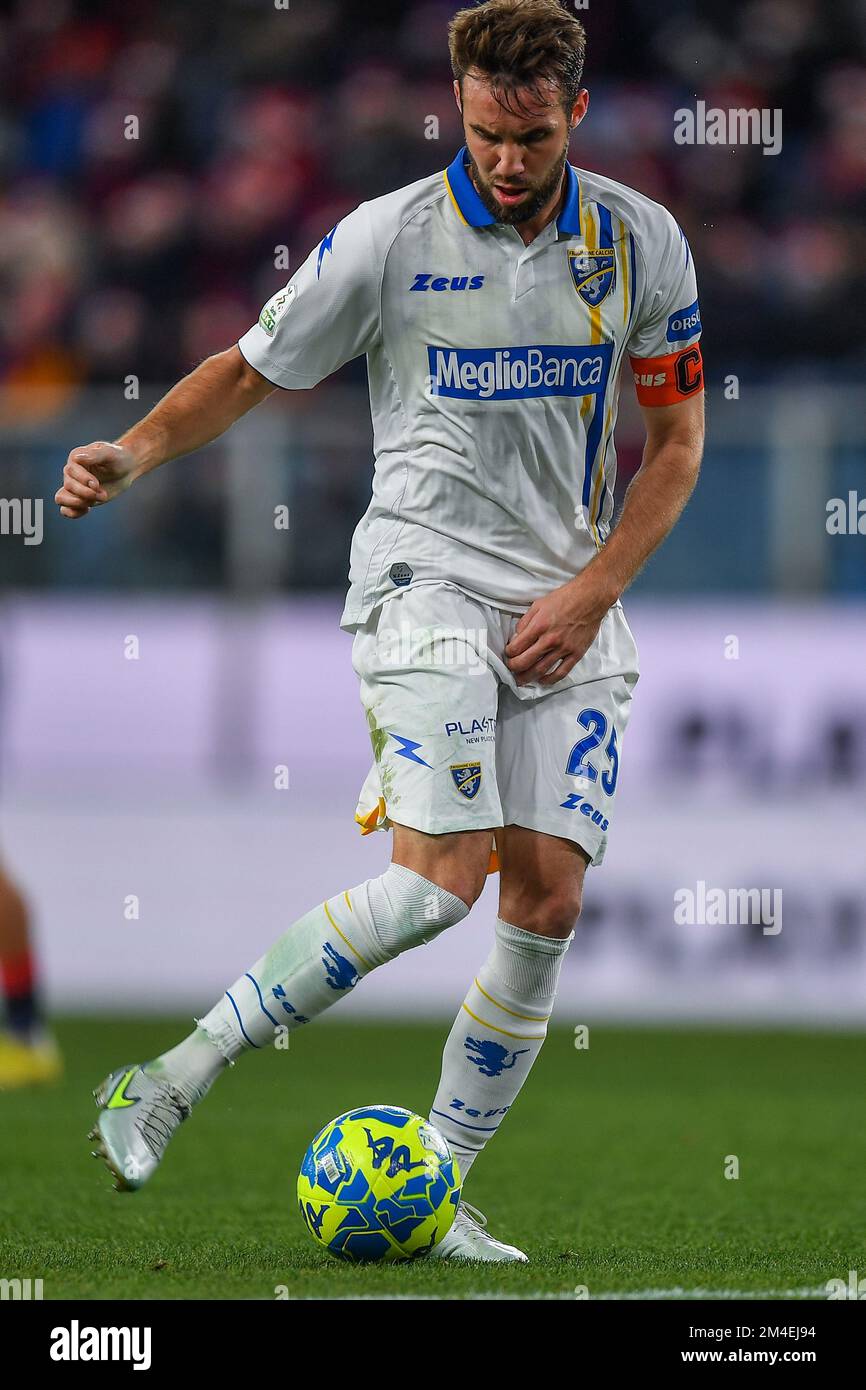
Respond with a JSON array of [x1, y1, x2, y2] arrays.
[[3, 597, 864, 1022]]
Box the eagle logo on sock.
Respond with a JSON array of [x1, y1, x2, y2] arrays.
[[450, 763, 482, 799], [464, 1036, 530, 1077], [322, 941, 359, 991]]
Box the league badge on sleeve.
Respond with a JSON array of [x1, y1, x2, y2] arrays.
[[568, 247, 616, 307], [258, 283, 296, 336]]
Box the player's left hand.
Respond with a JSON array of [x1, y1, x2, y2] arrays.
[[504, 573, 615, 687]]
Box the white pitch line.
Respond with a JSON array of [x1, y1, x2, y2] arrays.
[[290, 1287, 828, 1301], [592, 1287, 828, 1301]]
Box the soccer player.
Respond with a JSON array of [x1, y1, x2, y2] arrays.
[[56, 0, 703, 1260], [0, 636, 62, 1087], [0, 867, 61, 1084], [0, 864, 62, 1087]]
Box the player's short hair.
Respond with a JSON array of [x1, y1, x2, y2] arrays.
[[448, 0, 587, 118]]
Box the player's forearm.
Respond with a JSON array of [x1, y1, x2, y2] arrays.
[[581, 431, 703, 606], [116, 348, 275, 479]]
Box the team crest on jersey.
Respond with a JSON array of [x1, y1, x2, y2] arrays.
[[567, 247, 616, 307], [450, 763, 482, 799]]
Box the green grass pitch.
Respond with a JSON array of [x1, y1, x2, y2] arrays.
[[2, 1018, 864, 1300]]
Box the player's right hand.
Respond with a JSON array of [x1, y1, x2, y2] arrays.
[[55, 441, 138, 519]]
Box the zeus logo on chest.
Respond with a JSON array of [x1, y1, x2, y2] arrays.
[[410, 273, 485, 292]]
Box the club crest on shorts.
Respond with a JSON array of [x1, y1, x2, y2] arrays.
[[450, 762, 482, 799], [567, 247, 616, 307]]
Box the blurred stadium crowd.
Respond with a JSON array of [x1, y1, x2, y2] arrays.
[[0, 0, 864, 595], [2, 0, 864, 399]]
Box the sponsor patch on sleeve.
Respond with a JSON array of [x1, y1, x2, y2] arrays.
[[258, 283, 296, 337], [666, 298, 702, 343], [629, 345, 704, 405]]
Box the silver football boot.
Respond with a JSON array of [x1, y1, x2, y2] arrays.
[[88, 1063, 199, 1191], [430, 1200, 529, 1262]]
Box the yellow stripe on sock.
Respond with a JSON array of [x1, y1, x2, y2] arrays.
[[323, 899, 372, 970], [474, 977, 551, 1023], [461, 1001, 546, 1042], [344, 890, 353, 913]]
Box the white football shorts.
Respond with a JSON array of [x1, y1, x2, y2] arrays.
[[351, 581, 639, 869]]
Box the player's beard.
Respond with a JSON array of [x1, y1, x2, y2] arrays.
[[466, 141, 570, 226]]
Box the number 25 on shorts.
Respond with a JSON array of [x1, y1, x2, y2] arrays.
[[564, 707, 619, 795]]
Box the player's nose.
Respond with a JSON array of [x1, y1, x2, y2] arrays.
[[495, 148, 526, 180]]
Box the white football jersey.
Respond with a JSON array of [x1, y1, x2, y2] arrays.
[[238, 146, 703, 632]]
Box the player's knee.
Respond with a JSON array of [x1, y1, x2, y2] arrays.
[[546, 889, 583, 938], [504, 885, 583, 939], [391, 827, 490, 911], [429, 866, 487, 911], [371, 863, 472, 959]]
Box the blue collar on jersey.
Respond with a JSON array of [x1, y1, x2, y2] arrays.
[[443, 145, 582, 235]]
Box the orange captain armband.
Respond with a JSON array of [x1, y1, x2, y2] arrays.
[[629, 344, 703, 406]]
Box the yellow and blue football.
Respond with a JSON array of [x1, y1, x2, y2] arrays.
[[297, 1104, 461, 1262]]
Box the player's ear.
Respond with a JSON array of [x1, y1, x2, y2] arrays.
[[570, 89, 589, 129], [453, 78, 462, 114]]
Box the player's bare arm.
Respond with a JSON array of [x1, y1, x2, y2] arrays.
[[505, 391, 705, 686], [54, 346, 274, 519]]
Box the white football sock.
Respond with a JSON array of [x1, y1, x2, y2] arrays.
[[163, 866, 469, 1086], [428, 916, 573, 1181], [145, 1026, 226, 1103]]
